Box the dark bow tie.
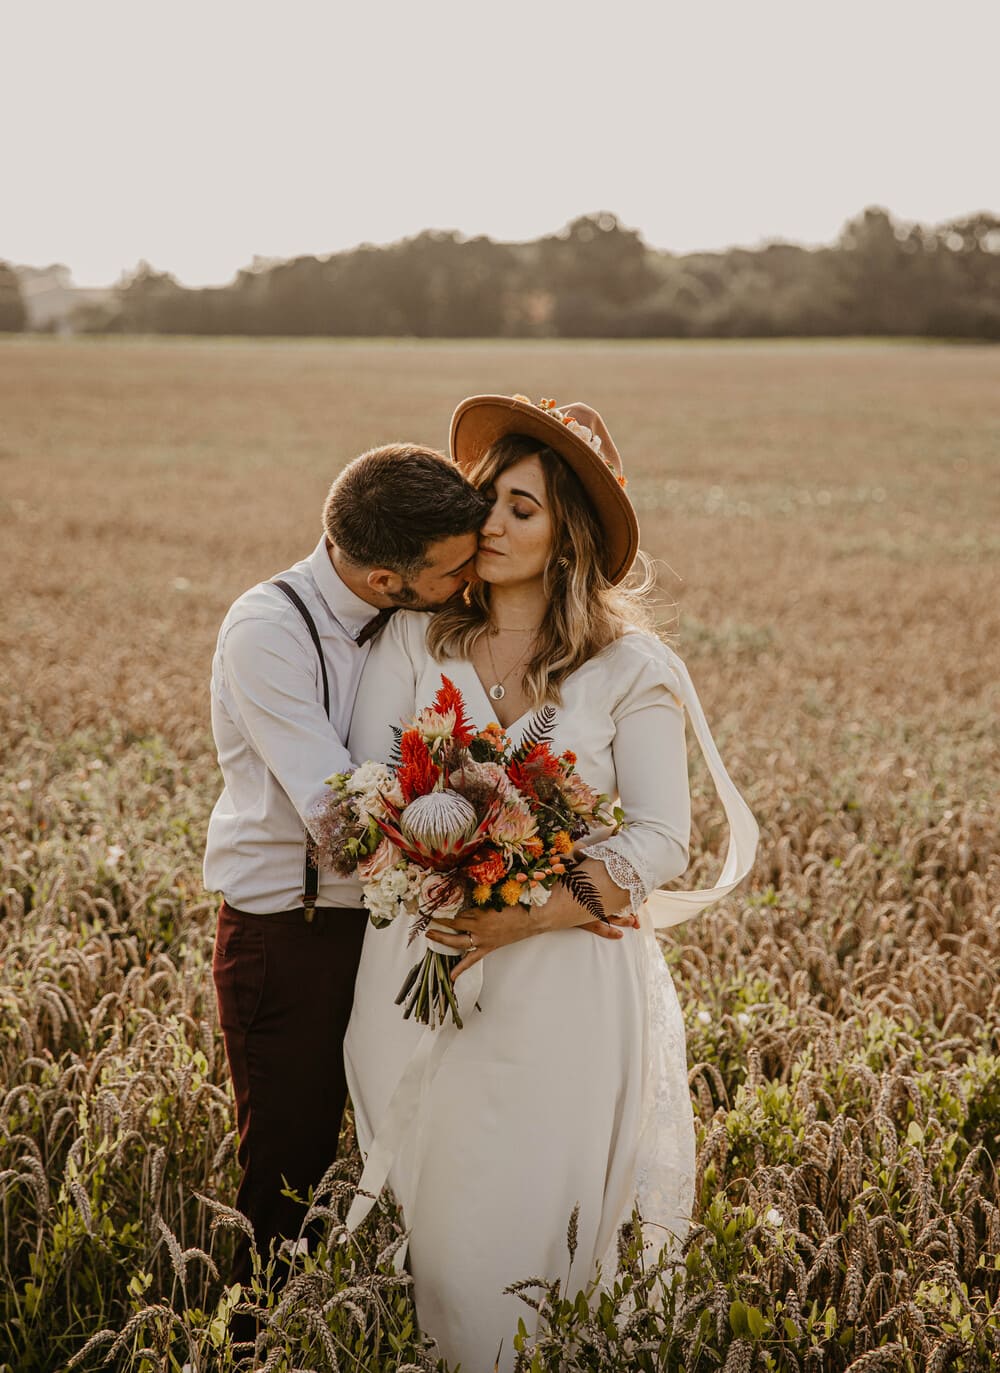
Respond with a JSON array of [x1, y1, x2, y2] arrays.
[[357, 605, 398, 647]]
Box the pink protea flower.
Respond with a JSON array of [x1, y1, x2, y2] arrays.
[[448, 759, 513, 807]]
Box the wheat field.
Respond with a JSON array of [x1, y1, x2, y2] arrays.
[[1, 336, 999, 1371]]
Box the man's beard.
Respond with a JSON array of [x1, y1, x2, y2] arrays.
[[389, 583, 465, 613]]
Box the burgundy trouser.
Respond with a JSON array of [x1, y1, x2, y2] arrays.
[[212, 900, 368, 1294]]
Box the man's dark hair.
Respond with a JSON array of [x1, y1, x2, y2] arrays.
[[323, 444, 490, 574]]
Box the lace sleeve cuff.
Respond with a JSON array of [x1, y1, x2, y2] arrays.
[[579, 840, 649, 917]]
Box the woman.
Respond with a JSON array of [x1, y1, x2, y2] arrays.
[[344, 395, 758, 1371]]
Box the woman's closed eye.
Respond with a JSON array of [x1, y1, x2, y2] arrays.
[[483, 488, 534, 522]]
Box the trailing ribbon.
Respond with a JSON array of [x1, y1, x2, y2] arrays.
[[644, 653, 759, 928]]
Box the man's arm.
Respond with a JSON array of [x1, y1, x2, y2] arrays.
[[221, 615, 354, 830]]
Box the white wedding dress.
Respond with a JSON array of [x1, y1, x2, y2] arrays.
[[343, 613, 758, 1372]]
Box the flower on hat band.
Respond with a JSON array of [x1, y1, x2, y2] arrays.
[[512, 394, 604, 458], [511, 393, 627, 487]]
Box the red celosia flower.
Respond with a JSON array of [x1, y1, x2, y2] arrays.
[[432, 675, 475, 746], [506, 759, 538, 801], [397, 729, 440, 803], [521, 742, 561, 777]]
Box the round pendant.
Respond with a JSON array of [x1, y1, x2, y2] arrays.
[[488, 683, 506, 701]]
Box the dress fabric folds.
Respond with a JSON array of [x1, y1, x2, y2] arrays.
[[344, 614, 753, 1371]]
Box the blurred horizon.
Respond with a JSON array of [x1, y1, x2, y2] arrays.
[[7, 200, 1000, 292], [6, 206, 1000, 339]]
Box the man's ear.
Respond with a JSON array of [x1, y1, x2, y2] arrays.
[[367, 568, 403, 597]]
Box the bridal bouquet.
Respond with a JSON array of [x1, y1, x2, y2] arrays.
[[311, 675, 618, 1028]]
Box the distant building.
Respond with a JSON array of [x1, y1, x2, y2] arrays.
[[13, 265, 114, 333]]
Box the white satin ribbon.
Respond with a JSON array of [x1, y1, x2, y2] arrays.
[[645, 653, 759, 929]]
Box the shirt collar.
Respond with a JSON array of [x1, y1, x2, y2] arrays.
[[307, 536, 381, 642]]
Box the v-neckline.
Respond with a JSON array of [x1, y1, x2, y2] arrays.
[[455, 657, 534, 738]]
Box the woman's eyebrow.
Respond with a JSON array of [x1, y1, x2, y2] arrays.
[[508, 487, 543, 508]]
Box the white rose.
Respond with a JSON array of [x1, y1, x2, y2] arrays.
[[348, 760, 392, 795], [363, 884, 400, 925], [385, 867, 412, 899], [562, 416, 603, 455], [518, 883, 552, 907], [347, 761, 394, 822]]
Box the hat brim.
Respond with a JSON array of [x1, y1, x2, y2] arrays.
[[449, 395, 639, 585]]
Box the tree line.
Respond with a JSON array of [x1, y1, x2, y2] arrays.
[[4, 207, 999, 338]]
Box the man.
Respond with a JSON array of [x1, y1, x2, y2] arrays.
[[204, 442, 490, 1300]]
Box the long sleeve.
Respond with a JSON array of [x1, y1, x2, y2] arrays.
[[582, 637, 691, 915], [219, 615, 355, 833]]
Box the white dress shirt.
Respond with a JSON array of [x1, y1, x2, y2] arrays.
[[204, 535, 379, 913]]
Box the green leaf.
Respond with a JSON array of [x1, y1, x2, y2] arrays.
[[747, 1305, 768, 1338], [730, 1299, 749, 1336]]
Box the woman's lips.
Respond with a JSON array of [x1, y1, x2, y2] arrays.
[[478, 546, 503, 556]]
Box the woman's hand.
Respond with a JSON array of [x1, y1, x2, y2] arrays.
[[430, 900, 639, 982]]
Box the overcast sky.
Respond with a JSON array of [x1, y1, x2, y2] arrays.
[[6, 0, 998, 286]]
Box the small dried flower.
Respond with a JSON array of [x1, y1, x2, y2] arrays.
[[499, 878, 522, 906]]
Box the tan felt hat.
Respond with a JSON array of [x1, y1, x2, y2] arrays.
[[449, 394, 640, 585]]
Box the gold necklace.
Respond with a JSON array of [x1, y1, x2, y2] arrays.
[[484, 630, 535, 702]]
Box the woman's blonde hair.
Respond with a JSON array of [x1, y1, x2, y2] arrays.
[[426, 435, 657, 706]]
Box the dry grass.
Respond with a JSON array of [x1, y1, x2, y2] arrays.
[[1, 336, 999, 1370]]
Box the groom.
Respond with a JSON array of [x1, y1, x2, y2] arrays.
[[204, 442, 490, 1298]]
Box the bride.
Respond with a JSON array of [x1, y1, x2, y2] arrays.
[[343, 394, 758, 1370]]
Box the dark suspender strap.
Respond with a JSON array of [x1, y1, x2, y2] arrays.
[[271, 578, 330, 920]]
